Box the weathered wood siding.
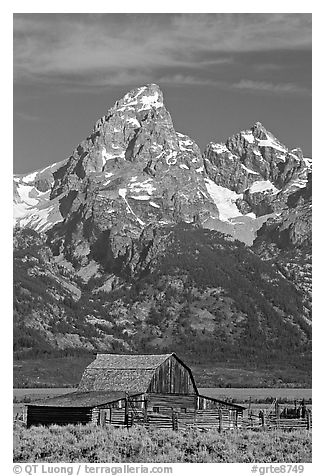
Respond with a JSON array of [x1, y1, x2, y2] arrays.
[[26, 406, 92, 427], [197, 395, 241, 410], [147, 393, 197, 412], [147, 355, 196, 394], [92, 407, 127, 426]]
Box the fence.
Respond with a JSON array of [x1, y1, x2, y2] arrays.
[[241, 411, 312, 431], [125, 409, 241, 432], [99, 408, 311, 432]]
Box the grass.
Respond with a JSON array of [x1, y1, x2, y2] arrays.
[[13, 424, 312, 463]]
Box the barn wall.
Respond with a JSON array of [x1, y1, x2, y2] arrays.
[[26, 406, 92, 427], [147, 393, 197, 412], [147, 355, 196, 394], [197, 396, 244, 412], [92, 408, 126, 426]]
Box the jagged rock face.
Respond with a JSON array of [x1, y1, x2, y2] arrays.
[[204, 122, 311, 218], [13, 85, 311, 254], [50, 84, 215, 226], [252, 175, 312, 313], [13, 160, 68, 232], [254, 174, 312, 250], [14, 85, 220, 265]]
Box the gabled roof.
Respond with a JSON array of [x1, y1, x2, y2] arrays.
[[28, 391, 133, 408], [78, 353, 175, 393]]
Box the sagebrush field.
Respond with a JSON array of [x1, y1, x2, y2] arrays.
[[13, 424, 312, 463]]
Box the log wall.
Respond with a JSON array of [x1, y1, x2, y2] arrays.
[[26, 406, 93, 427]]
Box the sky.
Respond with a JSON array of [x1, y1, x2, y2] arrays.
[[13, 13, 312, 174]]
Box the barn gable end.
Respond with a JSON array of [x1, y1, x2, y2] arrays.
[[147, 354, 197, 394]]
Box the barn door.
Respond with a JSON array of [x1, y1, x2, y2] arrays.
[[229, 410, 236, 429], [99, 409, 111, 426]]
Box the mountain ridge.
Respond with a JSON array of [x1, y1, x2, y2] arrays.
[[13, 83, 312, 386]]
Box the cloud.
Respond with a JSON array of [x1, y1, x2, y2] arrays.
[[157, 74, 220, 87], [13, 13, 311, 88], [14, 111, 41, 121], [232, 79, 311, 95]]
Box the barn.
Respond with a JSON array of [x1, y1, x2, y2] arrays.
[[26, 353, 245, 430]]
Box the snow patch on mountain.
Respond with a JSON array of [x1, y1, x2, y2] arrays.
[[249, 180, 279, 194], [242, 132, 255, 144], [241, 164, 259, 175], [303, 157, 312, 167], [205, 178, 243, 221], [211, 143, 228, 153], [126, 117, 141, 128], [165, 150, 178, 165], [118, 188, 145, 226], [130, 195, 151, 200], [101, 148, 115, 166], [14, 184, 63, 232], [129, 179, 155, 195], [138, 90, 163, 111], [257, 134, 287, 152], [21, 171, 38, 184]]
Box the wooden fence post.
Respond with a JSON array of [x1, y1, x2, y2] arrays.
[[219, 408, 223, 433], [260, 411, 265, 429], [99, 409, 106, 427], [306, 410, 311, 430], [125, 392, 129, 426], [172, 411, 179, 431], [275, 399, 280, 429], [144, 395, 148, 424]]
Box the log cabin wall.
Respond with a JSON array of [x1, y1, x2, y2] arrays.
[[26, 406, 93, 427], [147, 355, 197, 394]]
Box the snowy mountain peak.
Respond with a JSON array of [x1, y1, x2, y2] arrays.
[[13, 84, 311, 250], [251, 121, 269, 140], [14, 84, 218, 236], [107, 84, 165, 117], [203, 121, 311, 242]]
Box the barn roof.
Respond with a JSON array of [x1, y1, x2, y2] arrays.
[[78, 353, 175, 393], [199, 394, 246, 410], [28, 391, 134, 408], [86, 353, 174, 370]]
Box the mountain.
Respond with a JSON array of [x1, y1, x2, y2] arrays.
[[253, 173, 312, 314], [13, 224, 311, 387], [14, 84, 216, 234], [13, 84, 312, 387], [14, 85, 311, 249], [202, 122, 312, 244]]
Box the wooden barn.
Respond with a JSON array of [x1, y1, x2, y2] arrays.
[[26, 353, 245, 430]]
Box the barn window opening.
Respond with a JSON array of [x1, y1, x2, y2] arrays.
[[181, 408, 187, 413], [153, 406, 160, 413]]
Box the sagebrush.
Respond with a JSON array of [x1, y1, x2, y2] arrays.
[[13, 424, 312, 463]]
